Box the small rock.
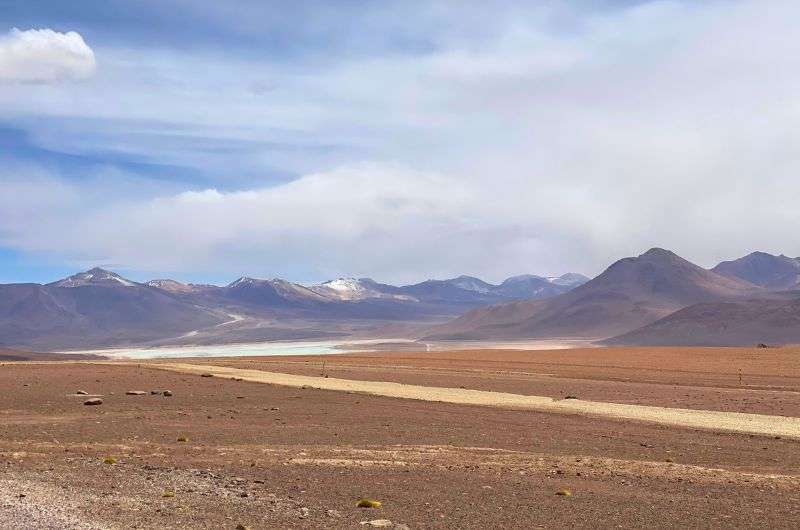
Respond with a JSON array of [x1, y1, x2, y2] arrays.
[[235, 525, 252, 530], [76, 390, 88, 395], [298, 507, 309, 518], [150, 390, 162, 395], [360, 520, 393, 528], [176, 436, 189, 442], [270, 407, 280, 411], [555, 489, 572, 496], [564, 395, 578, 400], [162, 390, 173, 397], [126, 390, 147, 395], [200, 373, 214, 378], [83, 398, 103, 406], [326, 509, 342, 518], [357, 498, 382, 508]]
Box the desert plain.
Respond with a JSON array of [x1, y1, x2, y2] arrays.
[[1, 346, 800, 528]]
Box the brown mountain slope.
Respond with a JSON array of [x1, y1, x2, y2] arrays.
[[712, 251, 800, 290], [0, 269, 226, 350], [606, 296, 800, 346], [426, 248, 761, 340]]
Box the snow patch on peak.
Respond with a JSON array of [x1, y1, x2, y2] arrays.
[[228, 277, 260, 288], [52, 268, 136, 288], [323, 278, 365, 292]]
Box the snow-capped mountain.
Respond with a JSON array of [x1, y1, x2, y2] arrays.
[[146, 279, 196, 292], [310, 278, 417, 301], [226, 277, 330, 305], [49, 267, 137, 288]]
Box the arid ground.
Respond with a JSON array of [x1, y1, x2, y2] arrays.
[[2, 346, 800, 528]]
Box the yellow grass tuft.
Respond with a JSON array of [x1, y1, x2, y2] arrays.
[[357, 498, 382, 508], [176, 436, 189, 442], [556, 489, 572, 496], [102, 456, 117, 465]]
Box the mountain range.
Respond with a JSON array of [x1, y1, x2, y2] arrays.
[[0, 268, 588, 350], [428, 249, 800, 346], [3, 249, 799, 350]]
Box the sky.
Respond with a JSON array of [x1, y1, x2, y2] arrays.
[[1, 0, 799, 285]]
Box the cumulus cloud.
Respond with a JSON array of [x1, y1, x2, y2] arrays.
[[0, 28, 96, 83]]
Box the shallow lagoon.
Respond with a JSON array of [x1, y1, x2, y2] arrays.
[[65, 339, 403, 359]]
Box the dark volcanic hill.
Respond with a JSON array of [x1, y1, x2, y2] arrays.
[[606, 296, 800, 346], [712, 252, 800, 290], [427, 248, 760, 340]]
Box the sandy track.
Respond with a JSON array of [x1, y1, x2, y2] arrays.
[[132, 362, 800, 440]]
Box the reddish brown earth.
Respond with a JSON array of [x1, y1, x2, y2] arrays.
[[1, 347, 799, 528], [203, 346, 800, 416]]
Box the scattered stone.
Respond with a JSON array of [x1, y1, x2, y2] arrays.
[[200, 373, 214, 378], [176, 436, 189, 442], [360, 520, 393, 527], [357, 498, 382, 508], [83, 398, 103, 406], [564, 395, 578, 400], [102, 456, 117, 465], [326, 509, 342, 518], [150, 390, 162, 395], [298, 507, 309, 518], [162, 490, 175, 498], [126, 390, 146, 395], [76, 390, 88, 395], [270, 407, 280, 411], [555, 489, 572, 496], [162, 390, 173, 397]]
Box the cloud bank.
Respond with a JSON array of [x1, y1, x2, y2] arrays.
[[0, 28, 95, 83], [1, 2, 800, 283]]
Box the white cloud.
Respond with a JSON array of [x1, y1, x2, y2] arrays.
[[3, 2, 800, 282], [0, 28, 96, 83]]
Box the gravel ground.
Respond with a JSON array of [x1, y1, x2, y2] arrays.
[[1, 354, 799, 528]]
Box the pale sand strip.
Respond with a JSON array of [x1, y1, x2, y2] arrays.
[[135, 362, 800, 440]]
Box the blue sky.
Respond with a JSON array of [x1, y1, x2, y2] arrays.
[[1, 1, 799, 285]]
